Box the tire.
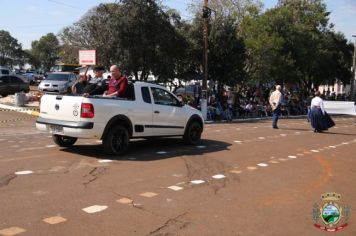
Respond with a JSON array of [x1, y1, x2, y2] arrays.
[[103, 125, 130, 155], [183, 121, 202, 145], [52, 135, 77, 147]]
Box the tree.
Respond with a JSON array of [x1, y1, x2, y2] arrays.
[[240, 0, 351, 94], [0, 30, 24, 67], [59, 1, 188, 82], [31, 33, 60, 70]]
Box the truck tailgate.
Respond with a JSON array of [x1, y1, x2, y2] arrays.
[[39, 94, 84, 122]]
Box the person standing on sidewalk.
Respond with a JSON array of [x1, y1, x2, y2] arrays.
[[269, 85, 282, 129]]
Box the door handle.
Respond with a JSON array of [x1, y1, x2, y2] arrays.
[[154, 110, 160, 114]]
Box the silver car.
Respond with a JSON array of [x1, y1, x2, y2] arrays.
[[38, 72, 78, 94]]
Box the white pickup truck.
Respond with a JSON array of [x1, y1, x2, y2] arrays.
[[36, 82, 204, 155]]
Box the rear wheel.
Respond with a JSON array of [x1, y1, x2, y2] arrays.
[[183, 121, 202, 144], [52, 135, 77, 147], [103, 125, 130, 155]]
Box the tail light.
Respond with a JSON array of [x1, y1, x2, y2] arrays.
[[81, 103, 94, 118]]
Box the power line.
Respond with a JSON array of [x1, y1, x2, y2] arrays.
[[47, 0, 80, 9]]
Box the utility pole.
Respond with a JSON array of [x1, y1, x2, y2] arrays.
[[351, 35, 356, 102], [201, 0, 211, 120]]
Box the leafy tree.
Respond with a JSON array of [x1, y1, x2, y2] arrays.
[[31, 33, 60, 71], [241, 0, 352, 94], [0, 30, 24, 67], [59, 1, 188, 82]]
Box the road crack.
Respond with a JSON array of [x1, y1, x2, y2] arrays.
[[83, 167, 107, 187], [147, 212, 189, 236]]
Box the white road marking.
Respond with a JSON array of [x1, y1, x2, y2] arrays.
[[156, 151, 168, 154], [234, 140, 242, 143], [278, 158, 288, 161], [257, 163, 268, 167], [342, 142, 349, 145], [0, 227, 26, 235], [98, 159, 113, 163], [82, 205, 108, 214], [168, 186, 184, 191], [288, 155, 297, 159], [247, 166, 257, 170], [191, 180, 205, 184], [329, 146, 336, 148], [269, 160, 279, 164], [280, 134, 287, 136], [116, 198, 133, 204], [15, 170, 34, 175], [258, 137, 265, 140], [212, 174, 226, 179], [45, 145, 56, 148], [311, 150, 319, 153], [230, 170, 242, 174], [43, 216, 67, 224], [172, 174, 183, 178], [140, 192, 158, 198]]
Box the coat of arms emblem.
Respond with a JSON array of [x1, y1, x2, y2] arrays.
[[313, 192, 350, 232]]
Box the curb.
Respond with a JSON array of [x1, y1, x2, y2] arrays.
[[204, 115, 308, 124], [0, 103, 39, 117]]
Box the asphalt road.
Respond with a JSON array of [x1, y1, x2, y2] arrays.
[[0, 110, 355, 236]]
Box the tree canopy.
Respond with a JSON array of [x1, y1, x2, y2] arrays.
[[0, 30, 24, 67]]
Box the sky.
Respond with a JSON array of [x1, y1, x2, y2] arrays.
[[0, 0, 355, 50]]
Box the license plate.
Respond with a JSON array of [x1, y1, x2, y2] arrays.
[[49, 125, 63, 133]]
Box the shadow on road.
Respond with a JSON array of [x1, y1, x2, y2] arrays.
[[60, 138, 231, 161]]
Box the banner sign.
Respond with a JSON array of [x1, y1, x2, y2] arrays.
[[324, 101, 355, 116], [79, 50, 96, 65]]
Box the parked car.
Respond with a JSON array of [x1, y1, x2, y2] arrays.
[[38, 72, 78, 94], [0, 66, 11, 76], [0, 75, 30, 97]]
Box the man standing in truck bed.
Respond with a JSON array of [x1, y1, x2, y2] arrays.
[[103, 65, 128, 98], [83, 65, 107, 95]]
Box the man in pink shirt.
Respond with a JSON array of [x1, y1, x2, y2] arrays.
[[103, 65, 128, 97]]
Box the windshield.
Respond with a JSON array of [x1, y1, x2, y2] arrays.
[[1, 69, 9, 75], [46, 74, 70, 81]]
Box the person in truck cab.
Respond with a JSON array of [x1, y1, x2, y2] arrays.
[[103, 65, 128, 98]]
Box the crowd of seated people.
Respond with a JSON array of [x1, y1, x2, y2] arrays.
[[200, 84, 310, 121]]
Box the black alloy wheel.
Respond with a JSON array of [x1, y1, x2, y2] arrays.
[[103, 125, 130, 155]]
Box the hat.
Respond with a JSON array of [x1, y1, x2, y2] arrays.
[[93, 66, 105, 71]]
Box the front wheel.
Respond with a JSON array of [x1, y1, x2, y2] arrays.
[[183, 121, 202, 145], [103, 125, 130, 155], [52, 135, 77, 147]]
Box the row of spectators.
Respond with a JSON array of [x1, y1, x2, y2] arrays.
[[204, 84, 310, 121]]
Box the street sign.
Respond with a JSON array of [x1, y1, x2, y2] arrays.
[[79, 50, 96, 65]]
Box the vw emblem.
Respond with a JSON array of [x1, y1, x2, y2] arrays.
[[73, 110, 78, 116], [55, 104, 59, 110]]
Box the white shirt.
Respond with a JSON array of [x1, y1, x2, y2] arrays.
[[311, 96, 325, 113], [269, 90, 282, 109], [89, 76, 105, 85]]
